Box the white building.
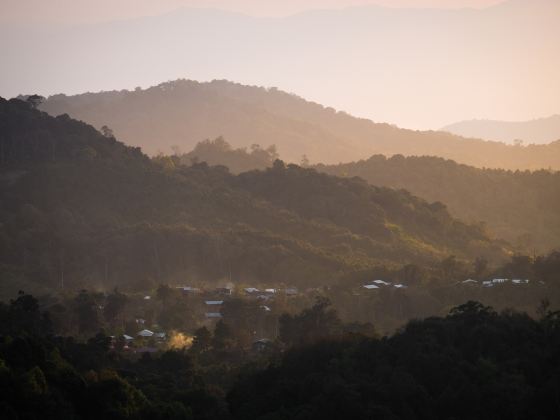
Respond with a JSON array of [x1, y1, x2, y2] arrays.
[[137, 329, 154, 337]]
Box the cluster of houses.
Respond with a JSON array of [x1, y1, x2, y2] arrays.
[[361, 277, 535, 291], [107, 276, 541, 354], [111, 285, 303, 354], [173, 285, 301, 321], [110, 328, 167, 353], [363, 280, 408, 290], [460, 278, 531, 288]]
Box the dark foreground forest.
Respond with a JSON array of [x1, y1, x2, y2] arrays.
[[1, 293, 559, 420]]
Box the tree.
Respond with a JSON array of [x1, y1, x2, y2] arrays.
[[473, 256, 488, 279], [213, 320, 234, 351], [156, 284, 175, 304], [100, 125, 114, 138], [449, 300, 496, 320], [400, 264, 424, 285], [440, 255, 460, 280], [26, 94, 44, 109], [104, 289, 128, 327], [279, 297, 341, 347], [190, 327, 212, 354], [5, 291, 52, 336], [73, 290, 101, 335]]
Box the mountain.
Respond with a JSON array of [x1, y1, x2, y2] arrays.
[[3, 0, 560, 131], [40, 80, 560, 170], [0, 97, 504, 298], [316, 155, 560, 253], [152, 137, 560, 253], [442, 115, 560, 145]]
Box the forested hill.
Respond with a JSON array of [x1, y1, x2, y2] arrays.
[[0, 97, 505, 297], [317, 155, 560, 253], [40, 79, 560, 170]]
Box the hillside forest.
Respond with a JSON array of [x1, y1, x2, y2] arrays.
[[1, 95, 559, 419]]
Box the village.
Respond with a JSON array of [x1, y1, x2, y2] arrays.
[[106, 275, 538, 354]]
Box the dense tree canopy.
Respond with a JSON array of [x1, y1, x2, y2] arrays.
[[0, 97, 505, 298], [317, 154, 560, 253]]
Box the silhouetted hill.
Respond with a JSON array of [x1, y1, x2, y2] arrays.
[[40, 80, 560, 170], [0, 97, 504, 297], [317, 155, 560, 253], [442, 115, 560, 145]]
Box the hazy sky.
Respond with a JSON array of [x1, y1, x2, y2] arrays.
[[1, 0, 506, 23], [1, 0, 558, 130]]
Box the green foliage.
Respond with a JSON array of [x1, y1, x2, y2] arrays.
[[229, 303, 560, 420], [179, 137, 278, 174], [279, 297, 341, 347], [317, 154, 560, 253], [0, 98, 504, 297]]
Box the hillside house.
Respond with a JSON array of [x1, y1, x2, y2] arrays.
[[137, 329, 154, 337]]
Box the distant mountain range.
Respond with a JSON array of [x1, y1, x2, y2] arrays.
[[40, 79, 560, 170], [441, 115, 560, 145]]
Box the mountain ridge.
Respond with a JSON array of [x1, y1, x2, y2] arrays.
[[1, 97, 504, 297], [40, 79, 560, 170]]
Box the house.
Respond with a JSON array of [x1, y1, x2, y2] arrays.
[[260, 305, 272, 312], [482, 281, 494, 288], [135, 318, 146, 325], [123, 334, 134, 342], [137, 329, 154, 337], [512, 279, 530, 285], [177, 286, 201, 294], [265, 288, 277, 294], [285, 288, 298, 296], [216, 287, 233, 296], [252, 338, 273, 352], [205, 300, 224, 306], [205, 312, 222, 319], [363, 284, 380, 290], [462, 279, 477, 284], [492, 278, 509, 284], [154, 332, 166, 340], [244, 287, 260, 294], [393, 284, 408, 289], [373, 280, 392, 286], [143, 295, 151, 300]]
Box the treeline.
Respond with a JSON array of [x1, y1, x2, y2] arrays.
[[330, 251, 560, 332], [2, 291, 560, 419], [177, 137, 279, 174], [317, 154, 560, 253], [0, 292, 228, 419], [173, 138, 560, 253], [229, 301, 560, 420], [0, 97, 503, 298]]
